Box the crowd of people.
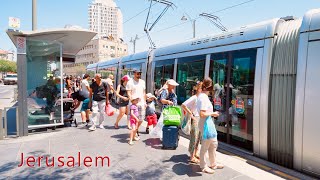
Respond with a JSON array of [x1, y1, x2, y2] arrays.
[[64, 70, 223, 174]]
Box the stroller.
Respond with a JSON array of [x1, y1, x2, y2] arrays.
[[53, 98, 78, 127]]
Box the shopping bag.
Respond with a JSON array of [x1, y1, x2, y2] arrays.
[[181, 114, 191, 135], [202, 116, 217, 140], [106, 104, 114, 116], [150, 113, 164, 138], [163, 106, 182, 126]]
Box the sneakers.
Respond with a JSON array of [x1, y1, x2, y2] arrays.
[[202, 167, 215, 174], [89, 125, 96, 131], [128, 141, 134, 145], [134, 136, 140, 141], [210, 164, 224, 170], [99, 124, 105, 129]]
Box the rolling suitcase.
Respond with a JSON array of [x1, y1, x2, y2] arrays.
[[162, 125, 179, 149]]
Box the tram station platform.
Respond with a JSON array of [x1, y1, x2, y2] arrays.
[[0, 111, 314, 180]]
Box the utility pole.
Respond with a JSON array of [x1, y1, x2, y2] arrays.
[[32, 0, 37, 31], [130, 35, 139, 53]]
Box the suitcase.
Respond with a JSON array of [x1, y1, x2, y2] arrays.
[[162, 125, 179, 149]]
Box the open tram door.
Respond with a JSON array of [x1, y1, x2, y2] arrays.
[[6, 29, 96, 136]]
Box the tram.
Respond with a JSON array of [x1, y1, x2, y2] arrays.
[[86, 9, 320, 177]]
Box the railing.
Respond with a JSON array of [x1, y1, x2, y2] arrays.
[[0, 106, 19, 140]]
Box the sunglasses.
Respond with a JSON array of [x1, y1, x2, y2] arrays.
[[135, 72, 142, 75]]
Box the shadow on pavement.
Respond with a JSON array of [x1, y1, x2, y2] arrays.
[[163, 154, 202, 177], [143, 138, 162, 150], [110, 133, 129, 144]]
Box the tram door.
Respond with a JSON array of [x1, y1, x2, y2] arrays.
[[210, 49, 257, 151]]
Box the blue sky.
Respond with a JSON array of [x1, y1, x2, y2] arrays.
[[0, 0, 319, 54]]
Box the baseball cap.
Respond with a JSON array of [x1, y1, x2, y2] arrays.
[[132, 68, 142, 73], [121, 75, 130, 81], [167, 79, 179, 86]]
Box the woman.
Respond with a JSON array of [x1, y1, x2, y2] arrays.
[[159, 79, 179, 109], [181, 81, 202, 164], [114, 75, 130, 129], [197, 77, 223, 174], [80, 74, 91, 126], [66, 76, 73, 98]]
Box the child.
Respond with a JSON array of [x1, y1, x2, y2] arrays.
[[129, 96, 140, 145], [145, 93, 157, 134]]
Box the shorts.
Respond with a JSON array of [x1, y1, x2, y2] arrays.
[[147, 114, 157, 126], [80, 98, 90, 112], [130, 118, 137, 129], [138, 105, 146, 122]]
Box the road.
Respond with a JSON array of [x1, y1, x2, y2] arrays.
[[0, 84, 16, 110]]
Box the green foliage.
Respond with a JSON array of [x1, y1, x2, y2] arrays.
[[0, 59, 17, 73]]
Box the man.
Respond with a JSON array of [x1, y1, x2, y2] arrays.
[[88, 74, 110, 131], [106, 74, 115, 102], [126, 69, 146, 136]]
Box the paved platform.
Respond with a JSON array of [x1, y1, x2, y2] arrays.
[[0, 111, 301, 180]]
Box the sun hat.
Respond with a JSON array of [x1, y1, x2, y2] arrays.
[[167, 79, 179, 86], [131, 95, 140, 102], [146, 93, 156, 99]]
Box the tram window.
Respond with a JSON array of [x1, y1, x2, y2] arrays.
[[122, 63, 143, 78], [99, 66, 117, 87], [176, 55, 206, 104], [154, 59, 174, 93]]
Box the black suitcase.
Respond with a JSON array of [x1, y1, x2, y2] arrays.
[[162, 125, 179, 149]]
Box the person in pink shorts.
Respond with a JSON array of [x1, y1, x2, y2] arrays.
[[128, 96, 140, 145]]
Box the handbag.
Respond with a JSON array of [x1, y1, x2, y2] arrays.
[[163, 106, 182, 126], [106, 104, 115, 116], [181, 114, 191, 135]]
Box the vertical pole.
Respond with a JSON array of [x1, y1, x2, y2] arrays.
[[16, 107, 19, 137], [193, 20, 196, 38], [0, 109, 3, 140], [60, 43, 63, 125], [32, 0, 37, 31]]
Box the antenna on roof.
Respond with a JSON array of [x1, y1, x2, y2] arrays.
[[200, 13, 228, 32], [144, 0, 176, 49]]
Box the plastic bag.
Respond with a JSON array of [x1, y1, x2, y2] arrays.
[[163, 106, 182, 126], [106, 104, 114, 116], [150, 113, 164, 138], [181, 114, 191, 135], [202, 116, 217, 140]]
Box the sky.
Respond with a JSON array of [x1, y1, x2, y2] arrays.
[[0, 0, 319, 54]]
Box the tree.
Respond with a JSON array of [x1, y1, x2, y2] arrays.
[[0, 59, 17, 73]]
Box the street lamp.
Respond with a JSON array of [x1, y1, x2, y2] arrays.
[[181, 14, 196, 38]]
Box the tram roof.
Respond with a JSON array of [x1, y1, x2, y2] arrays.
[[98, 58, 120, 68], [153, 18, 280, 58], [300, 8, 320, 33], [87, 63, 98, 69], [121, 51, 149, 63]]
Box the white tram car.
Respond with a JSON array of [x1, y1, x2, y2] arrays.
[[87, 9, 320, 177]]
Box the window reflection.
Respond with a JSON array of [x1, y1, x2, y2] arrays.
[[154, 59, 174, 94], [176, 55, 205, 104]]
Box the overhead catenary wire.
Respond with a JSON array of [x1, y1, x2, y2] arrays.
[[138, 0, 256, 39]]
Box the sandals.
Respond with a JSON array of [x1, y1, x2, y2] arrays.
[[114, 124, 119, 129], [202, 167, 215, 174], [189, 158, 200, 164], [210, 164, 224, 169]]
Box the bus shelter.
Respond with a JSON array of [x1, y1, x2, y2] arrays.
[[6, 29, 96, 136]]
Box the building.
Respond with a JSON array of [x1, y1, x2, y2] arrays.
[[88, 0, 123, 39], [0, 49, 14, 61], [63, 0, 127, 75], [75, 37, 127, 65]]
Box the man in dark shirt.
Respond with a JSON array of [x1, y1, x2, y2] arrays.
[[88, 74, 110, 131]]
